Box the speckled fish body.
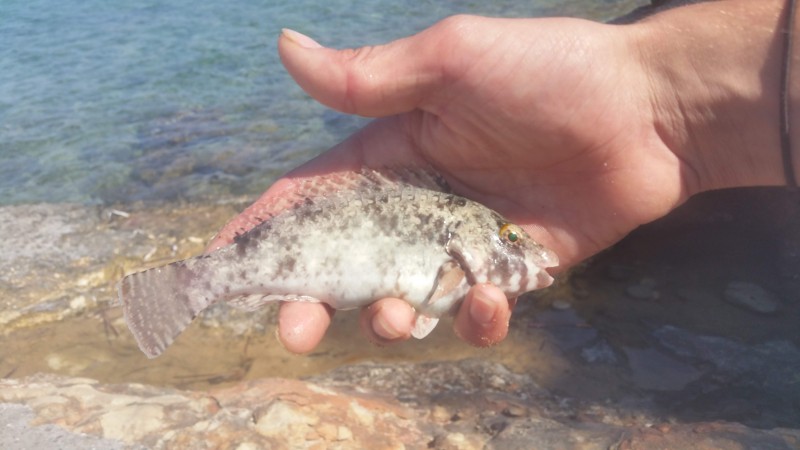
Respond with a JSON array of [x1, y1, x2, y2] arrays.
[[119, 169, 558, 358]]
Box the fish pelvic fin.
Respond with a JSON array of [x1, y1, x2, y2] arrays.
[[411, 314, 440, 339], [119, 260, 211, 358], [228, 294, 322, 311]]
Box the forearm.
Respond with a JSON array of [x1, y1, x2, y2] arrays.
[[630, 0, 796, 192]]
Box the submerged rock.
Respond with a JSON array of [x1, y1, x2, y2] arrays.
[[581, 340, 618, 364], [654, 325, 800, 394], [0, 202, 243, 333], [625, 277, 660, 300], [724, 281, 781, 314], [654, 325, 800, 428], [623, 347, 702, 391]]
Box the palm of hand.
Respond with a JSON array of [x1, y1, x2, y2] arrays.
[[375, 17, 685, 268], [207, 16, 688, 352]]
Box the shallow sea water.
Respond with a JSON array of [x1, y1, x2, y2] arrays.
[[1, 0, 645, 204]]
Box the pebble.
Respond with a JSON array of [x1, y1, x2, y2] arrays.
[[581, 340, 618, 364], [336, 425, 353, 441], [107, 209, 130, 219], [235, 443, 261, 450], [501, 405, 528, 418], [676, 288, 718, 304], [431, 405, 451, 423], [605, 264, 636, 281], [316, 423, 338, 441], [69, 296, 87, 311], [551, 299, 572, 310], [100, 404, 165, 440], [640, 277, 657, 288], [626, 283, 658, 300], [723, 281, 780, 314]]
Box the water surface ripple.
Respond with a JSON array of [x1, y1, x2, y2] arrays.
[[0, 0, 645, 204]]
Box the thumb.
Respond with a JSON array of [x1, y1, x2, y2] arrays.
[[278, 27, 448, 117]]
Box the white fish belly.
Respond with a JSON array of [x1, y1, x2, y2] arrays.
[[243, 232, 452, 310]]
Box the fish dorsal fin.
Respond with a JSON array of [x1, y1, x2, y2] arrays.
[[366, 166, 452, 193], [281, 166, 451, 200], [212, 166, 451, 247]]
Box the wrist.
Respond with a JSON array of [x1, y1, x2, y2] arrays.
[[629, 0, 793, 193]]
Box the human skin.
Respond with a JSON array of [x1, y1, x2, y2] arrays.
[[207, 0, 797, 353]]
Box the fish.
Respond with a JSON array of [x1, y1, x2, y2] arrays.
[[118, 168, 558, 358]]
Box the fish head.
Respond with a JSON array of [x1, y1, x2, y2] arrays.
[[448, 212, 558, 297], [492, 221, 558, 294]]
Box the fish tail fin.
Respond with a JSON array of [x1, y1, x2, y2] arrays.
[[119, 260, 211, 358]]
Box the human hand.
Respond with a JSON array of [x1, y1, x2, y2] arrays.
[[208, 6, 787, 353]]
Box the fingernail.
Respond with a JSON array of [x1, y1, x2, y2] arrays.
[[470, 292, 497, 324], [374, 314, 403, 340], [281, 28, 323, 49]]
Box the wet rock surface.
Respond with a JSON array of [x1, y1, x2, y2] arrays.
[[1, 187, 799, 448], [2, 360, 799, 450], [0, 200, 264, 333]]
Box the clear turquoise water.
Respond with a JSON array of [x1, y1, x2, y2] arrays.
[[0, 0, 644, 204]]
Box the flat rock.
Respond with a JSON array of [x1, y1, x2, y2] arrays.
[[2, 360, 798, 450], [0, 403, 139, 450]]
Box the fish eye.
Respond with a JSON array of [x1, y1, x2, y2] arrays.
[[499, 223, 522, 245]]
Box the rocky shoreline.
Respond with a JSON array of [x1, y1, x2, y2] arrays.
[[3, 359, 798, 450], [1, 188, 799, 448]]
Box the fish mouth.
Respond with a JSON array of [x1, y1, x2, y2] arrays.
[[520, 248, 557, 291], [536, 268, 555, 289], [539, 247, 559, 269]]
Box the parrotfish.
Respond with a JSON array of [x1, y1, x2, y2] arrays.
[[119, 168, 558, 358]]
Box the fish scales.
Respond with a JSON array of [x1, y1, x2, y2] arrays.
[[119, 168, 558, 358], [200, 189, 472, 311]]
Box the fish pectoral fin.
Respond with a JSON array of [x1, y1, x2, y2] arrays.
[[411, 260, 467, 340], [411, 314, 440, 339], [228, 294, 321, 311], [424, 260, 466, 307], [444, 235, 478, 286]]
